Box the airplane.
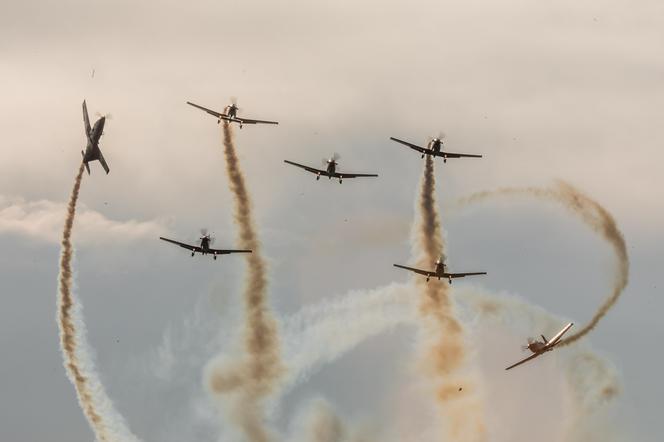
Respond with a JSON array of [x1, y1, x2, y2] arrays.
[[159, 233, 251, 260], [284, 154, 378, 184], [505, 322, 574, 371], [186, 99, 278, 128], [390, 136, 482, 163], [81, 100, 110, 174], [393, 258, 486, 283]]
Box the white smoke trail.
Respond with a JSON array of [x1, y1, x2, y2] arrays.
[[280, 282, 415, 392], [278, 282, 622, 441], [57, 162, 140, 442]]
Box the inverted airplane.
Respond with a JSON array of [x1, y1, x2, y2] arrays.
[[159, 234, 251, 260], [81, 100, 110, 174], [505, 322, 574, 371], [390, 136, 482, 163], [284, 154, 378, 184], [393, 258, 486, 283], [186, 99, 278, 128]]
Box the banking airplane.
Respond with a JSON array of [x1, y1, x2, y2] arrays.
[[159, 233, 251, 260], [186, 99, 278, 128], [81, 100, 110, 174], [505, 323, 574, 370], [393, 258, 486, 283], [284, 154, 378, 184], [390, 136, 482, 163]]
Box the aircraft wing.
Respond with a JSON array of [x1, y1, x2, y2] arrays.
[[159, 236, 202, 253], [505, 352, 542, 370], [236, 117, 279, 125], [331, 171, 379, 179], [82, 100, 91, 137], [545, 322, 574, 347], [208, 248, 252, 255], [447, 271, 487, 279], [438, 151, 483, 159], [390, 137, 428, 154], [393, 264, 432, 277], [97, 149, 110, 174], [284, 160, 326, 176], [186, 101, 224, 119]]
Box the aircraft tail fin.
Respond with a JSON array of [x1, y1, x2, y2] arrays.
[[82, 159, 91, 175]]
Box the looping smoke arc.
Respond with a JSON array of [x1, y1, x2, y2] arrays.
[[454, 180, 629, 346], [57, 162, 139, 442], [413, 155, 486, 441], [206, 122, 284, 442]]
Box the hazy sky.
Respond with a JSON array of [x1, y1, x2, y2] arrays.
[[1, 0, 662, 441]]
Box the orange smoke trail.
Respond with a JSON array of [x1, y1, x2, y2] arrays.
[[454, 180, 629, 346], [57, 162, 110, 441], [57, 162, 141, 442], [413, 156, 486, 441], [206, 122, 283, 442]]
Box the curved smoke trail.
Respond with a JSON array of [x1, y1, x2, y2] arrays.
[[413, 156, 486, 441], [277, 282, 621, 441], [454, 180, 629, 346], [206, 122, 283, 442], [58, 162, 140, 442]]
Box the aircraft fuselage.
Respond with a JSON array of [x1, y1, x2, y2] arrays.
[[191, 236, 221, 259], [425, 260, 453, 282], [83, 117, 105, 161], [427, 138, 443, 154], [425, 138, 449, 161], [224, 104, 238, 119], [527, 342, 548, 353], [326, 160, 336, 176]]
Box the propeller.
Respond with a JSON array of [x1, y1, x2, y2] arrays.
[[199, 228, 216, 244], [426, 132, 446, 145], [230, 96, 240, 111], [95, 112, 112, 120], [522, 337, 536, 351], [322, 152, 341, 166]]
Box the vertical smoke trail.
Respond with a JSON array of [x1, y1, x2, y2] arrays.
[[454, 180, 629, 346], [58, 163, 140, 442], [206, 122, 283, 442], [413, 155, 486, 441]]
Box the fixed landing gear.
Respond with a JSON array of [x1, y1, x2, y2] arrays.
[[213, 255, 217, 260], [191, 252, 195, 257]]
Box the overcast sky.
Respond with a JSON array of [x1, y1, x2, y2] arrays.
[[1, 0, 662, 441]]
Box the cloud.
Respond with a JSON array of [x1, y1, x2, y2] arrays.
[[0, 195, 169, 245]]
